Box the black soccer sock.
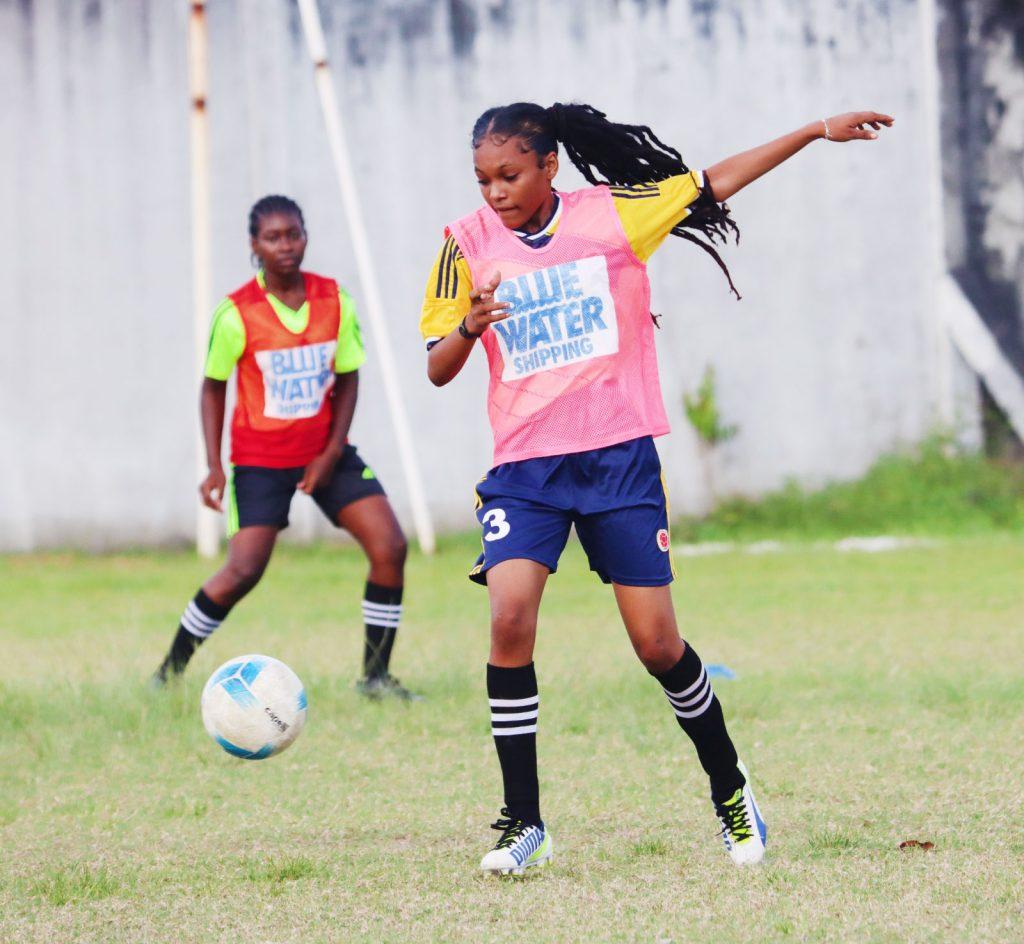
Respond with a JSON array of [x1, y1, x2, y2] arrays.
[[362, 582, 403, 679], [161, 589, 231, 676], [654, 643, 745, 803], [488, 662, 542, 827]]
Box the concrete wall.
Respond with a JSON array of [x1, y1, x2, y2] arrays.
[[0, 0, 980, 551], [938, 0, 1024, 379]]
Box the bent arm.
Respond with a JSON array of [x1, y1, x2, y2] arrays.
[[704, 111, 893, 202], [200, 378, 227, 470], [426, 271, 509, 386], [428, 329, 477, 386], [324, 370, 359, 457]]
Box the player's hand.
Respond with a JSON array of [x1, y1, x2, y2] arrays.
[[822, 111, 893, 142], [463, 271, 511, 336], [199, 466, 226, 512], [297, 450, 338, 496]]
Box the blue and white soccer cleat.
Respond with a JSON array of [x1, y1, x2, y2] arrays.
[[480, 808, 553, 876], [714, 760, 767, 866]]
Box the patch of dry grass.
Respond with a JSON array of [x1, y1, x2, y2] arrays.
[[1, 536, 1022, 942]]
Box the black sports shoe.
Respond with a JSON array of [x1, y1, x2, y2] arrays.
[[355, 673, 423, 701]]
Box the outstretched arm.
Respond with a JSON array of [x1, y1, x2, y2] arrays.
[[704, 111, 894, 203]]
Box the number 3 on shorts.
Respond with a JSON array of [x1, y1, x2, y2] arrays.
[[482, 508, 511, 542]]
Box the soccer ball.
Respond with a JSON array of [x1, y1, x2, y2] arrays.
[[200, 654, 308, 760]]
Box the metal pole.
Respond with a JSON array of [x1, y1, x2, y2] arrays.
[[296, 0, 436, 554], [188, 1, 220, 557]]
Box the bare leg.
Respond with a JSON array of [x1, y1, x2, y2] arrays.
[[154, 525, 278, 682], [203, 525, 279, 607], [336, 495, 408, 588], [612, 583, 685, 673], [486, 559, 549, 666]]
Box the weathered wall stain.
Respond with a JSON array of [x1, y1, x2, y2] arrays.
[[0, 0, 987, 549], [939, 0, 1024, 378]]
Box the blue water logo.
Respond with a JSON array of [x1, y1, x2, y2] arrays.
[[490, 256, 618, 380], [256, 340, 337, 418]]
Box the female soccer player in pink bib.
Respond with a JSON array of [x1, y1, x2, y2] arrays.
[[421, 103, 892, 873]]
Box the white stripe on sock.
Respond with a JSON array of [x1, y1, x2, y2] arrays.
[[184, 602, 218, 627], [669, 684, 715, 719], [362, 603, 402, 628], [181, 609, 219, 639], [181, 614, 212, 634], [663, 666, 707, 701], [490, 709, 539, 723], [488, 696, 539, 708], [491, 724, 538, 736], [665, 672, 711, 709]]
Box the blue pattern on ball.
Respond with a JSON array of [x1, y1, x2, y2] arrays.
[[210, 661, 242, 686], [214, 734, 275, 760]]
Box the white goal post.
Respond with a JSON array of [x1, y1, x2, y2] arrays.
[[297, 0, 437, 555]]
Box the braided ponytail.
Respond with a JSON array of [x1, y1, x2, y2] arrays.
[[472, 102, 740, 298]]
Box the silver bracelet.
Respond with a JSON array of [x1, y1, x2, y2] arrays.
[[822, 118, 831, 141]]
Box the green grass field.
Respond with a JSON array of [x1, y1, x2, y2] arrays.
[[2, 534, 1022, 943]]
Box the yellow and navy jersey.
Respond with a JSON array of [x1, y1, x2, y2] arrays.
[[420, 170, 704, 344]]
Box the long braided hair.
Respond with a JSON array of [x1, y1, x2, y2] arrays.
[[472, 102, 740, 298]]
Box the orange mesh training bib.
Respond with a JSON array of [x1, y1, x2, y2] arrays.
[[229, 272, 341, 468]]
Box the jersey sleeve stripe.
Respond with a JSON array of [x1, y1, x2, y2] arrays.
[[435, 236, 454, 299], [608, 190, 661, 199], [443, 238, 455, 298], [610, 183, 660, 194], [443, 236, 462, 299]]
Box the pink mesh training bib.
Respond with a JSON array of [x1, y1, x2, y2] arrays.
[[448, 186, 670, 465]]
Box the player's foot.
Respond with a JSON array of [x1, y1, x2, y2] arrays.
[[355, 673, 423, 701], [714, 760, 767, 866], [479, 808, 552, 876], [149, 658, 175, 689]]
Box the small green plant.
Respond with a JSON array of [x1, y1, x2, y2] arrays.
[[683, 366, 737, 446], [243, 855, 326, 884], [808, 828, 857, 854], [30, 864, 127, 906]]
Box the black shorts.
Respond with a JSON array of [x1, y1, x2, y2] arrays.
[[226, 445, 386, 536]]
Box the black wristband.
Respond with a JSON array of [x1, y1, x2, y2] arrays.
[[458, 317, 482, 340]]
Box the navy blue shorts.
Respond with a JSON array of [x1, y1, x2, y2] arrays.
[[227, 445, 385, 538], [470, 436, 675, 587]]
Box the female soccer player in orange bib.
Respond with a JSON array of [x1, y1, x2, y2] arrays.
[[422, 104, 891, 872], [154, 195, 416, 700]]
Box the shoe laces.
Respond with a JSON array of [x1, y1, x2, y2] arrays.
[[715, 789, 753, 843], [490, 808, 530, 849]]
